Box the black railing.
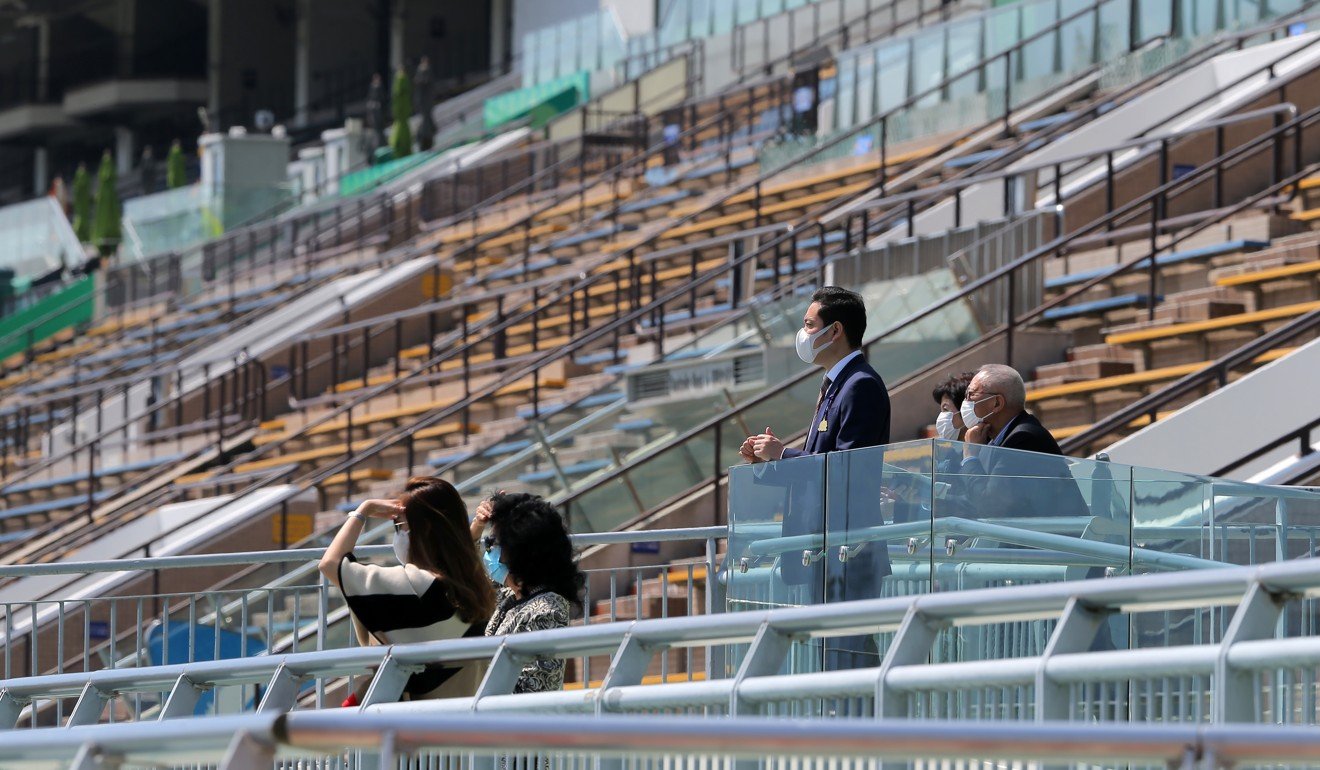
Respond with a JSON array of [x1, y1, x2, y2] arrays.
[[1212, 413, 1320, 480], [557, 104, 1320, 530], [3, 2, 1312, 560]]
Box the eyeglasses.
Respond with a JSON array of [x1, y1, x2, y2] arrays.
[[392, 519, 406, 533], [480, 535, 498, 552]]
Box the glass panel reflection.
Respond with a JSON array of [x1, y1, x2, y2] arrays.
[[727, 453, 830, 681]]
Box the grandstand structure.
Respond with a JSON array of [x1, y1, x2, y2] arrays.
[[0, 0, 1319, 765]]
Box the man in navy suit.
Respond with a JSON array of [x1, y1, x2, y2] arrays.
[[738, 287, 891, 670], [740, 287, 890, 461]]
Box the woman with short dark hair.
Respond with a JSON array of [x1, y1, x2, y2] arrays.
[[473, 491, 585, 693], [931, 371, 976, 442], [318, 476, 495, 700]]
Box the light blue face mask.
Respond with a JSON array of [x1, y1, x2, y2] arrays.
[[482, 545, 509, 585]]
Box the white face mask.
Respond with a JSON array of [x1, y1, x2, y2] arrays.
[[935, 410, 959, 440], [795, 324, 835, 364], [960, 395, 996, 429], [392, 529, 411, 566]]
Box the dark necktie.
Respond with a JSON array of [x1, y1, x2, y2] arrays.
[[815, 376, 832, 414], [807, 377, 832, 453]]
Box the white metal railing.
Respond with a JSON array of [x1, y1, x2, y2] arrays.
[[0, 527, 725, 725], [7, 712, 1320, 769], [1, 558, 1318, 738]]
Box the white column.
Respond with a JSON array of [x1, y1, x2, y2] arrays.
[[389, 0, 407, 72], [115, 127, 134, 175], [33, 147, 48, 196]]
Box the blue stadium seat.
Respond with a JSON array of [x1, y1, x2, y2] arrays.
[[615, 189, 694, 215], [487, 257, 564, 281], [2, 453, 184, 496], [0, 490, 114, 522], [517, 458, 611, 484], [639, 302, 734, 328], [1017, 111, 1076, 132], [1042, 293, 1160, 321], [482, 439, 534, 457], [1045, 240, 1269, 290]]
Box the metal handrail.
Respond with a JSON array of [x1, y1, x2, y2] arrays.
[[7, 713, 1320, 768], [1212, 413, 1320, 479], [1, 557, 1318, 726], [0, 525, 724, 580]]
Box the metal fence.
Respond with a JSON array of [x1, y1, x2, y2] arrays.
[[0, 527, 724, 725], [1, 559, 1318, 727], [1, 560, 1320, 766], [8, 712, 1320, 770]]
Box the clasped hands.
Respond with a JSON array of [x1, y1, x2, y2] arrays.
[[739, 427, 785, 463]]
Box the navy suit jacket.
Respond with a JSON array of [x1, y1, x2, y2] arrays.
[[957, 411, 1089, 519], [782, 354, 891, 458], [776, 353, 893, 595]]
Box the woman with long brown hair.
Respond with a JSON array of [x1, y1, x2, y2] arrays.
[[318, 476, 495, 700]]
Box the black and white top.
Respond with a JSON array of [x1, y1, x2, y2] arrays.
[[338, 553, 487, 699], [485, 586, 571, 693]]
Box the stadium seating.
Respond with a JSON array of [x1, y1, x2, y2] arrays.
[[1, 11, 1319, 763]]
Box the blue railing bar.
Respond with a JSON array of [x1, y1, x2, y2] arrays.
[[742, 516, 1223, 571]]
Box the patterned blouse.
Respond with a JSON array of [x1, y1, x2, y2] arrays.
[[484, 586, 571, 693]]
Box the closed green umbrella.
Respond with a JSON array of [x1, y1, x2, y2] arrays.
[[71, 163, 92, 243], [390, 67, 413, 160], [92, 151, 121, 258], [166, 140, 187, 189]]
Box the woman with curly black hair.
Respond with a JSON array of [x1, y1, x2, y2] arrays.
[[472, 491, 585, 693]]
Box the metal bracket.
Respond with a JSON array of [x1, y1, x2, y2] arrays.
[[67, 682, 114, 727], [257, 663, 301, 713], [838, 542, 867, 562], [218, 730, 275, 770], [875, 606, 942, 718], [473, 642, 523, 709], [597, 628, 654, 714], [801, 548, 826, 567], [730, 621, 794, 716], [69, 743, 113, 770], [362, 653, 420, 708], [1214, 582, 1286, 723], [0, 690, 30, 729], [1035, 597, 1109, 720], [158, 674, 207, 721]]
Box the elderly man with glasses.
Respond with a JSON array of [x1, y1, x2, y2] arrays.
[[955, 364, 1089, 519]]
